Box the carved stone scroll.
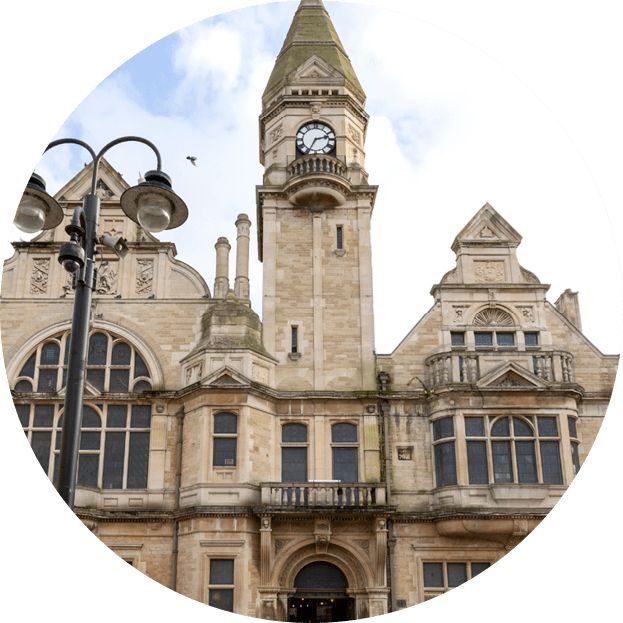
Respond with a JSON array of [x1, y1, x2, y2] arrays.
[[30, 258, 50, 294]]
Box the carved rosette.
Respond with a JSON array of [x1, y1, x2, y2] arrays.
[[30, 258, 50, 294], [136, 259, 154, 295]]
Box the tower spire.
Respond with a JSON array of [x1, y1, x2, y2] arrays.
[[262, 0, 365, 105]]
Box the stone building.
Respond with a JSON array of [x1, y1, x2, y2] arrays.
[[1, 0, 617, 620]]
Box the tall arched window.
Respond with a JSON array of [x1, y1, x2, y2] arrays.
[[12, 328, 154, 490]]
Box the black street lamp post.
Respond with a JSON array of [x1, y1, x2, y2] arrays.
[[14, 136, 188, 509]]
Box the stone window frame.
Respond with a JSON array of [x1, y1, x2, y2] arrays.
[[212, 411, 239, 468], [330, 420, 360, 483], [464, 414, 564, 485], [281, 421, 309, 482], [15, 401, 152, 490], [431, 416, 457, 488], [422, 560, 492, 600]]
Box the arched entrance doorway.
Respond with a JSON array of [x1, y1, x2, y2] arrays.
[[287, 561, 355, 622]]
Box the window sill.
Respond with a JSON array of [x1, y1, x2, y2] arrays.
[[288, 352, 302, 361]]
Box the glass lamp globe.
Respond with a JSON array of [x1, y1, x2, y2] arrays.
[[14, 194, 47, 233], [136, 193, 173, 233]]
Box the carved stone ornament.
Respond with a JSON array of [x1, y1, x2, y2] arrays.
[[136, 259, 154, 295], [473, 307, 514, 326], [269, 123, 284, 143], [453, 305, 469, 322], [473, 261, 505, 283], [30, 258, 50, 294], [274, 538, 290, 554], [517, 306, 535, 322], [348, 124, 361, 144], [184, 362, 203, 385], [478, 225, 496, 238], [397, 447, 413, 461], [96, 261, 118, 295]]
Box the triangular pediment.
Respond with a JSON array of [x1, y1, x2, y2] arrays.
[[477, 361, 548, 389], [54, 158, 130, 202], [202, 366, 251, 388], [451, 203, 522, 252], [292, 54, 343, 83]]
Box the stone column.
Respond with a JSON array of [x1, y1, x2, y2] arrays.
[[234, 213, 251, 300], [214, 237, 231, 298]]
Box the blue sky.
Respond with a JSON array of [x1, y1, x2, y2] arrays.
[[9, 1, 622, 354]]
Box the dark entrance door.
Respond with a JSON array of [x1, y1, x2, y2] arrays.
[[287, 596, 354, 622], [288, 562, 354, 622]]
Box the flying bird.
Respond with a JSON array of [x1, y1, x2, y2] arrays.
[[186, 156, 198, 167]]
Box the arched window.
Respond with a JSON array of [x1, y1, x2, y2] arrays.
[[472, 308, 514, 327], [12, 328, 154, 490], [13, 329, 152, 394], [282, 423, 308, 482], [331, 423, 358, 482], [464, 415, 563, 485]]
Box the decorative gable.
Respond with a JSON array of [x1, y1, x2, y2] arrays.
[[477, 362, 548, 389], [202, 366, 251, 388], [55, 158, 130, 203], [291, 54, 343, 85], [451, 203, 522, 252]]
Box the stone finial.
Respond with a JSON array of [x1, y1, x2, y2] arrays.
[[234, 214, 251, 300], [214, 237, 231, 299]]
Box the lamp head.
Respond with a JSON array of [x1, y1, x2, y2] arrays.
[[120, 169, 188, 233], [14, 173, 64, 233]]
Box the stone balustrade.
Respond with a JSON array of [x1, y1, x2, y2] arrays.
[[425, 350, 574, 388], [287, 154, 346, 179], [260, 482, 386, 508]]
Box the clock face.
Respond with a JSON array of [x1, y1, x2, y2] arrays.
[[296, 122, 336, 155]]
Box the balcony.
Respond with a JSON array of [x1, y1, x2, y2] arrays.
[[260, 482, 387, 510], [425, 349, 574, 389], [284, 155, 350, 208]]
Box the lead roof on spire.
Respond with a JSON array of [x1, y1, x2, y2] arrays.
[[263, 0, 365, 104]]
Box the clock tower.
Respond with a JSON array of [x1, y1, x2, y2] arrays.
[[257, 0, 378, 391]]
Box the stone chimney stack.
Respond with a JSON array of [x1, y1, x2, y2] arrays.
[[555, 289, 582, 330], [234, 213, 251, 300], [214, 237, 231, 299]]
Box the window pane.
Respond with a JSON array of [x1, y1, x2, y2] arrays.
[[491, 417, 509, 437], [423, 563, 444, 588], [433, 417, 454, 440], [80, 431, 101, 450], [82, 406, 101, 427], [540, 441, 563, 484], [448, 563, 467, 587], [127, 432, 150, 488], [567, 416, 578, 438], [214, 413, 237, 434], [465, 417, 485, 437], [111, 342, 131, 365], [31, 431, 52, 472], [524, 332, 539, 347], [37, 368, 58, 392], [86, 368, 105, 392], [131, 405, 151, 428], [282, 447, 308, 482], [571, 442, 581, 475], [474, 332, 493, 346], [434, 442, 457, 487], [41, 342, 60, 365], [20, 353, 36, 377], [78, 454, 99, 487], [496, 332, 515, 347], [134, 353, 149, 378], [516, 440, 537, 483], [538, 416, 558, 437], [332, 423, 357, 443], [103, 432, 126, 489], [282, 423, 307, 443], [110, 369, 130, 392], [213, 438, 237, 466], [15, 380, 33, 392], [210, 559, 234, 584], [332, 447, 358, 482], [492, 441, 512, 483], [451, 332, 465, 346], [34, 404, 54, 427], [107, 405, 128, 428], [133, 380, 152, 392], [209, 589, 233, 612], [513, 417, 533, 437], [467, 441, 488, 484], [15, 404, 30, 427], [471, 562, 491, 577], [88, 333, 108, 365]]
